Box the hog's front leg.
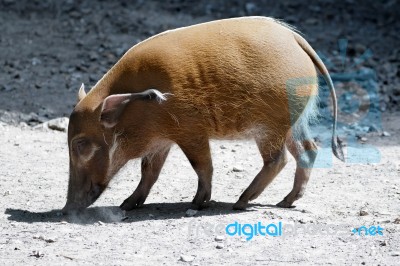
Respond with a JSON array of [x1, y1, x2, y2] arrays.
[[120, 147, 171, 211], [178, 137, 213, 210]]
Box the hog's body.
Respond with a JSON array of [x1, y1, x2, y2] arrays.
[[63, 17, 344, 213]]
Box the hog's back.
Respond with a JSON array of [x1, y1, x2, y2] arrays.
[[120, 17, 318, 139]]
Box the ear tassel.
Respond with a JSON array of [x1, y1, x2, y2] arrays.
[[146, 89, 173, 103], [78, 83, 87, 101]]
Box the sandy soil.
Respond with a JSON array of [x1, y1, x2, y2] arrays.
[[0, 113, 399, 265]]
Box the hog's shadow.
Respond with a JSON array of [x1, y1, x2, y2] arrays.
[[4, 201, 295, 225]]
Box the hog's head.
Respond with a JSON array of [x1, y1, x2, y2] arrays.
[[62, 84, 169, 214]]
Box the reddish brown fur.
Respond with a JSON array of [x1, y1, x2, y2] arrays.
[[62, 17, 343, 213]]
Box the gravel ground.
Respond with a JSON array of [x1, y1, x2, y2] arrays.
[[0, 113, 399, 265]]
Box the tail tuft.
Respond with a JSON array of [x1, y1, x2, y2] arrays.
[[332, 136, 345, 162]]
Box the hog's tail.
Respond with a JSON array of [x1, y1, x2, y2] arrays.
[[293, 32, 345, 162]]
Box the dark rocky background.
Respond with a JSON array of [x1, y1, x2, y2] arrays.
[[0, 0, 399, 125]]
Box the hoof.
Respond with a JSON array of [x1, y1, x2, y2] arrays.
[[276, 200, 294, 208], [120, 201, 135, 211], [232, 200, 248, 210], [120, 198, 144, 211]]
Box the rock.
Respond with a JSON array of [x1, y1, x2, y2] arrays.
[[31, 57, 41, 66], [232, 167, 244, 172], [391, 252, 400, 257], [45, 237, 56, 243], [368, 124, 380, 132], [245, 2, 257, 14], [38, 107, 53, 118], [69, 11, 82, 19], [1, 84, 14, 92], [185, 209, 198, 217], [33, 235, 55, 243], [89, 74, 98, 82], [382, 131, 391, 137], [89, 52, 99, 61], [18, 122, 28, 128], [355, 133, 364, 138], [216, 243, 224, 249], [379, 240, 388, 246], [33, 123, 50, 131], [359, 207, 369, 216], [220, 145, 227, 149], [47, 117, 69, 132], [394, 218, 400, 224], [115, 47, 127, 57], [3, 190, 11, 196], [31, 250, 44, 258], [33, 235, 43, 240], [356, 135, 368, 142], [22, 112, 47, 124], [215, 236, 225, 242], [180, 255, 194, 262]]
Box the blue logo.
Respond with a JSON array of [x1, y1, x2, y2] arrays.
[[352, 225, 384, 236], [225, 221, 283, 241]]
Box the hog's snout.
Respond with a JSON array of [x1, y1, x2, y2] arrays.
[[62, 183, 105, 214]]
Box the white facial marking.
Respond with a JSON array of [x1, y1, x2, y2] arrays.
[[80, 145, 100, 163], [108, 133, 119, 165], [106, 132, 123, 180]]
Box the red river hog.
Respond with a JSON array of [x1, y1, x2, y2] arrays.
[[62, 16, 344, 214]]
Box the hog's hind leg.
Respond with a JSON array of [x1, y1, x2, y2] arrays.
[[276, 128, 317, 208], [120, 147, 171, 211], [233, 138, 288, 210]]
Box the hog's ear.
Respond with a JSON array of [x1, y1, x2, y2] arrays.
[[78, 83, 87, 102], [100, 93, 134, 128], [99, 89, 171, 128]]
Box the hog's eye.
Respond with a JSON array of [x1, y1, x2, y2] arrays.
[[72, 138, 91, 156]]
